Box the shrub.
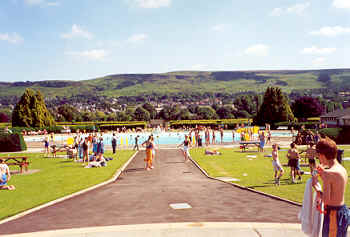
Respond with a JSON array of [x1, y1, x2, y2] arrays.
[[0, 133, 27, 152]]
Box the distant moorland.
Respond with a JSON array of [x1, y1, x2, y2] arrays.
[[1, 69, 350, 99]]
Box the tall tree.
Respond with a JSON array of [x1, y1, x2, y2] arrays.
[[12, 88, 56, 128], [291, 96, 323, 120], [196, 106, 218, 120], [254, 87, 294, 126], [134, 107, 151, 121], [142, 103, 157, 119]]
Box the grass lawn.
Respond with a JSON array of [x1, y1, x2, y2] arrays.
[[190, 145, 350, 204], [0, 150, 136, 220]]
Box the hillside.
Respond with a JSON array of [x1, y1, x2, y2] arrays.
[[1, 69, 350, 98]]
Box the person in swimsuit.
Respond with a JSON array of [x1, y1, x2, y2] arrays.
[[178, 135, 191, 162], [287, 143, 302, 183], [312, 138, 350, 237], [272, 144, 284, 185], [0, 158, 15, 190], [142, 136, 154, 170]]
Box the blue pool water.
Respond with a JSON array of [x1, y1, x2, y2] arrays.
[[25, 131, 292, 146]]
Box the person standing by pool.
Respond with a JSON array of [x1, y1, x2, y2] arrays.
[[220, 127, 224, 144], [205, 128, 210, 146], [259, 131, 266, 152], [312, 138, 349, 237], [212, 129, 216, 145], [178, 135, 191, 162], [111, 133, 117, 154], [133, 135, 140, 151], [43, 136, 49, 157]]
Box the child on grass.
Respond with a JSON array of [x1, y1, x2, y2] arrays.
[[272, 144, 284, 185], [0, 158, 15, 190]]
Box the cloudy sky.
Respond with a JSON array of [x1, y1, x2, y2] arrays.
[[0, 0, 349, 82]]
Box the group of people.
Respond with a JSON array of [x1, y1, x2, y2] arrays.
[[270, 137, 349, 236]]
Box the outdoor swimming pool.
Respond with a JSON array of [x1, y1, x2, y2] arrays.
[[24, 130, 293, 146]]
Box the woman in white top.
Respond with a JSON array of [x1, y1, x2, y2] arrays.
[[0, 158, 15, 190]]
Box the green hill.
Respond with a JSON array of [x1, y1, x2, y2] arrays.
[[1, 69, 350, 98]]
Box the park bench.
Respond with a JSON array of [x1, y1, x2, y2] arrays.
[[1, 156, 30, 173], [239, 141, 260, 152]]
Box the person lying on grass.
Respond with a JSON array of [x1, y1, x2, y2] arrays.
[[0, 158, 15, 191], [205, 149, 221, 155]]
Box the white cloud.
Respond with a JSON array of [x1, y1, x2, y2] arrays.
[[61, 24, 93, 40], [270, 8, 283, 16], [65, 49, 108, 61], [127, 33, 148, 43], [191, 64, 208, 70], [310, 26, 350, 37], [301, 46, 337, 55], [244, 44, 269, 57], [270, 2, 310, 16], [211, 24, 227, 32], [333, 0, 350, 9], [129, 0, 171, 8], [312, 57, 326, 66], [0, 32, 23, 44], [46, 1, 60, 6], [24, 0, 43, 4]]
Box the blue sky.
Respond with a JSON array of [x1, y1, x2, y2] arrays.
[[0, 0, 349, 82]]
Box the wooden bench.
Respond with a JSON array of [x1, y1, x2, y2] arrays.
[[239, 141, 260, 152], [1, 157, 30, 173]]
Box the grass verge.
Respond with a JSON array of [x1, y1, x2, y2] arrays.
[[190, 146, 350, 204], [0, 150, 135, 220]]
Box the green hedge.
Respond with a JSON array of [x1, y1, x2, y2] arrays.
[[318, 127, 350, 144], [0, 133, 27, 152]]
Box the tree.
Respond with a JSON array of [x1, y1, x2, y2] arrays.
[[254, 87, 294, 126], [177, 108, 192, 120], [57, 104, 79, 122], [196, 106, 218, 119], [0, 112, 9, 122], [142, 103, 157, 119], [12, 88, 56, 128], [116, 111, 131, 121], [216, 106, 235, 119], [134, 107, 150, 121], [159, 105, 181, 120], [291, 96, 323, 120]]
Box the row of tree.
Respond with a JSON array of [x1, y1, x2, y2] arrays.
[[7, 87, 339, 128]]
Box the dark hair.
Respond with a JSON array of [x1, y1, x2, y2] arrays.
[[290, 143, 296, 148], [316, 138, 337, 160]]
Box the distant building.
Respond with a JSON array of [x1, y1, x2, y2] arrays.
[[320, 108, 350, 127]]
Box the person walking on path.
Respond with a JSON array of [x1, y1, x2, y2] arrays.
[[178, 135, 191, 162], [111, 133, 117, 154], [312, 137, 350, 237], [272, 144, 284, 185], [0, 158, 15, 190], [133, 135, 140, 151], [142, 136, 154, 170]]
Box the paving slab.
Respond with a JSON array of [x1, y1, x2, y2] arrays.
[[0, 149, 301, 235]]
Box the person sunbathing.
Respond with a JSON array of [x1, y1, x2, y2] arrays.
[[205, 149, 222, 155]]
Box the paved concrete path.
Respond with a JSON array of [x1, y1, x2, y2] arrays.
[[0, 149, 301, 235]]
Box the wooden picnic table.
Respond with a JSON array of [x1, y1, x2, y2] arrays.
[[1, 156, 29, 173], [239, 141, 260, 152]]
